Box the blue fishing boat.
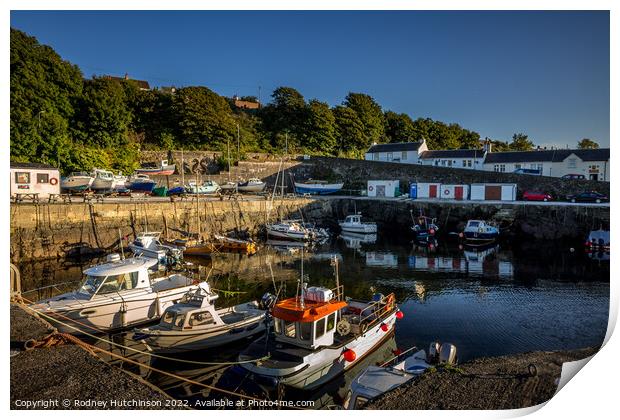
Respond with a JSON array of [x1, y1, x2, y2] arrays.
[[128, 174, 157, 193], [294, 180, 344, 195], [462, 220, 499, 244]]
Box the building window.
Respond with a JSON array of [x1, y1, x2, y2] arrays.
[[387, 152, 393, 161], [37, 173, 49, 184], [515, 164, 521, 170], [402, 151, 407, 160], [568, 158, 577, 169], [447, 160, 452, 167], [373, 153, 379, 161], [493, 164, 506, 173], [462, 160, 472, 168], [15, 172, 30, 184]]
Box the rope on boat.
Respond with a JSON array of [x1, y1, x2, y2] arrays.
[[18, 303, 303, 408], [20, 299, 271, 367]]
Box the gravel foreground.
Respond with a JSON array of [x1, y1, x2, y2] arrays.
[[364, 347, 599, 410], [10, 304, 177, 410]]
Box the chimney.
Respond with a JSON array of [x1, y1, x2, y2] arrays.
[[483, 139, 492, 153], [124, 73, 129, 80]]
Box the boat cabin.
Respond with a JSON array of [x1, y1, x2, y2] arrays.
[[272, 286, 347, 349], [464, 220, 495, 232], [344, 215, 362, 225], [158, 286, 222, 330], [77, 255, 160, 299]]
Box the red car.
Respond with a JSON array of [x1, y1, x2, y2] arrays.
[[523, 191, 553, 202]]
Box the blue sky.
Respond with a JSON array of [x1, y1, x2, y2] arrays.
[[10, 10, 610, 148]]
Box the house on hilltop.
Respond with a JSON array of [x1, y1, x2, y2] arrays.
[[102, 73, 150, 90]]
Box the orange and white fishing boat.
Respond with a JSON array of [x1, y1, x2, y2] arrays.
[[238, 257, 404, 390]]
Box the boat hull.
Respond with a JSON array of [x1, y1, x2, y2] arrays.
[[136, 164, 176, 176], [91, 179, 114, 193], [136, 316, 266, 353], [266, 228, 308, 241], [237, 183, 266, 193], [31, 287, 195, 334], [294, 183, 344, 195], [61, 177, 93, 192], [339, 223, 378, 234], [463, 231, 498, 242], [129, 181, 157, 193]]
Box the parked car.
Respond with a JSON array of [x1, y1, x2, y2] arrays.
[[514, 168, 542, 175], [523, 191, 553, 202], [566, 191, 609, 203], [562, 174, 586, 180]]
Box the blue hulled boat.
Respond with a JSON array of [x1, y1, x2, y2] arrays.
[[462, 220, 499, 244]]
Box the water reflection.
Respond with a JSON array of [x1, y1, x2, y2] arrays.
[[18, 237, 609, 407]]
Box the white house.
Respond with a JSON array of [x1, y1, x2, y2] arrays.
[[11, 162, 61, 199], [483, 149, 610, 181], [418, 149, 486, 170], [365, 139, 428, 164]]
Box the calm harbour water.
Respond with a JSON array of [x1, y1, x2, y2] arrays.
[[19, 235, 609, 407]]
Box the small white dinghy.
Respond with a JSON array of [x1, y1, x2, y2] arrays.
[[132, 283, 267, 353], [345, 341, 458, 409]]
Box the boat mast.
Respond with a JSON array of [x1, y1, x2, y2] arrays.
[[181, 150, 184, 187], [227, 138, 231, 183]]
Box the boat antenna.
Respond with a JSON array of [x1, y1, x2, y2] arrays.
[[300, 246, 305, 309]]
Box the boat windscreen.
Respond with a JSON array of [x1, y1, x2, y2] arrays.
[[77, 275, 106, 297]]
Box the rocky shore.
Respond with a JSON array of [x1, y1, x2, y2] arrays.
[[364, 347, 599, 410]]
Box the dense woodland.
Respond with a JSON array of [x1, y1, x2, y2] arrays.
[[10, 28, 600, 174]]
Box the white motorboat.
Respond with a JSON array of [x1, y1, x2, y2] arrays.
[[265, 221, 311, 241], [186, 180, 221, 195], [239, 258, 403, 390], [132, 283, 267, 353], [339, 214, 378, 234], [219, 181, 238, 193], [112, 172, 128, 191], [60, 172, 94, 192], [128, 232, 183, 264], [29, 254, 202, 334], [345, 342, 458, 409], [90, 168, 115, 193], [237, 178, 266, 193]]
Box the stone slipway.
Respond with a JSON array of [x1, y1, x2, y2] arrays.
[[364, 347, 598, 410], [10, 305, 177, 410]]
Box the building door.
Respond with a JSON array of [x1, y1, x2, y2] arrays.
[[376, 185, 386, 197], [429, 185, 438, 198], [485, 186, 502, 200], [590, 174, 599, 181], [455, 186, 464, 200]]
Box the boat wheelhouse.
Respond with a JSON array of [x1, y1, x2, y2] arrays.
[[411, 213, 439, 244], [239, 259, 402, 390], [186, 180, 221, 195], [129, 231, 183, 264], [30, 255, 201, 334], [91, 168, 115, 193], [339, 214, 378, 234]]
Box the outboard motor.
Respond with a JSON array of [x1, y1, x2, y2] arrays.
[[428, 341, 441, 364], [260, 293, 277, 310], [439, 343, 458, 365]]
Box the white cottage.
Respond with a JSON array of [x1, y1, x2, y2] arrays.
[[365, 140, 428, 164], [10, 162, 60, 199]]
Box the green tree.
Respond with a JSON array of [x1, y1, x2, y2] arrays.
[[172, 86, 235, 150], [384, 111, 417, 143], [10, 28, 83, 166], [302, 100, 337, 154], [577, 138, 599, 149], [509, 133, 535, 151], [73, 77, 132, 148], [343, 93, 384, 148], [259, 86, 307, 151], [333, 105, 366, 156]]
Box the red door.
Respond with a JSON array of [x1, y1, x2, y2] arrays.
[[429, 185, 437, 198], [455, 186, 464, 200]]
